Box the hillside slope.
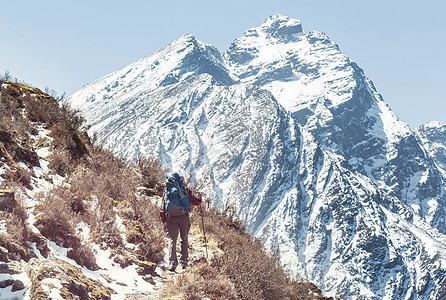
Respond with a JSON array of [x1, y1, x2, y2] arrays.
[[0, 79, 326, 299]]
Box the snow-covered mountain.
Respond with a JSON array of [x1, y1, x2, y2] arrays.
[[416, 121, 446, 176], [67, 14, 446, 299]]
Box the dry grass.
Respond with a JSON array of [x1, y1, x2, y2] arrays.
[[35, 146, 166, 265], [67, 164, 124, 249], [0, 231, 30, 262], [136, 154, 165, 195], [34, 186, 99, 270], [120, 190, 166, 263], [0, 196, 33, 262], [161, 262, 238, 300], [187, 206, 330, 300], [1, 78, 166, 272], [2, 166, 33, 190], [0, 79, 88, 179], [4, 194, 30, 245], [0, 81, 40, 189]]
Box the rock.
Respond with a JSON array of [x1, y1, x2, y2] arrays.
[[29, 232, 49, 258], [0, 279, 14, 288], [0, 261, 22, 274], [142, 276, 155, 285], [11, 279, 25, 292], [25, 258, 114, 300]]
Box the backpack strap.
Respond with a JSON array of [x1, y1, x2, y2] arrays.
[[161, 187, 167, 211]]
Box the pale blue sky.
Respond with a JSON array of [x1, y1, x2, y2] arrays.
[[1, 0, 445, 128]]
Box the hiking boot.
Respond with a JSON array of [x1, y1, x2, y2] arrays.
[[181, 261, 188, 269], [168, 262, 177, 272]]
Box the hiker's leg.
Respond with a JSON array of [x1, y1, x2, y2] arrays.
[[166, 219, 179, 267], [179, 214, 191, 265]]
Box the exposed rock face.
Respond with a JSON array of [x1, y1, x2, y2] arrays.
[[415, 121, 446, 174], [67, 15, 446, 299], [25, 258, 114, 299]]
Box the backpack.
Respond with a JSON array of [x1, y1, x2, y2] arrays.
[[162, 172, 190, 217]]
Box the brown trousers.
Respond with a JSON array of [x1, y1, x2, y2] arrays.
[[166, 214, 191, 266]]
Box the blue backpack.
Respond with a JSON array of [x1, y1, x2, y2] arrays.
[[162, 172, 190, 216]]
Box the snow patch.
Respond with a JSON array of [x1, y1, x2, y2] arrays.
[[0, 219, 6, 233]]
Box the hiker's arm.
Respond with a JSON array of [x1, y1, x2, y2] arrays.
[[185, 186, 202, 206], [160, 187, 167, 223], [160, 209, 167, 223], [160, 209, 168, 232]]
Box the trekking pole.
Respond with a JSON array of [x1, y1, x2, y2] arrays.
[[199, 204, 208, 259]]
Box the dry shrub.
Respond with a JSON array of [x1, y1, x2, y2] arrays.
[[136, 154, 165, 195], [5, 194, 31, 246], [162, 262, 237, 300], [21, 85, 90, 167], [63, 165, 123, 249], [212, 234, 291, 299], [34, 190, 75, 246], [122, 194, 165, 263], [38, 137, 163, 262], [49, 148, 74, 176], [87, 146, 126, 175], [0, 196, 32, 262], [16, 167, 32, 189], [0, 132, 40, 168], [24, 91, 82, 132], [50, 122, 88, 161], [87, 148, 136, 203], [22, 93, 60, 125], [0, 84, 25, 127], [89, 194, 123, 249], [0, 86, 40, 172], [0, 80, 88, 178], [75, 149, 134, 247], [0, 231, 30, 262], [34, 186, 98, 270], [3, 166, 33, 190], [67, 242, 98, 271], [190, 205, 247, 241], [76, 147, 165, 260], [190, 206, 328, 300]]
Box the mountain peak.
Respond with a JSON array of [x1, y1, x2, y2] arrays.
[[226, 14, 304, 65], [178, 32, 197, 43], [226, 14, 304, 58], [259, 14, 304, 41], [263, 14, 302, 28], [418, 120, 445, 130], [168, 32, 200, 49]]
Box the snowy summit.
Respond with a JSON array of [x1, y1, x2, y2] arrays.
[[67, 15, 446, 299]]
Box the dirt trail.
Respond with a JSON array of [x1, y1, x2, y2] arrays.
[[126, 219, 218, 300]]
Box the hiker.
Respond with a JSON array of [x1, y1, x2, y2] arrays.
[[160, 172, 201, 271]]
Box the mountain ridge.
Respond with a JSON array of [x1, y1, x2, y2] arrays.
[[67, 15, 446, 299]]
